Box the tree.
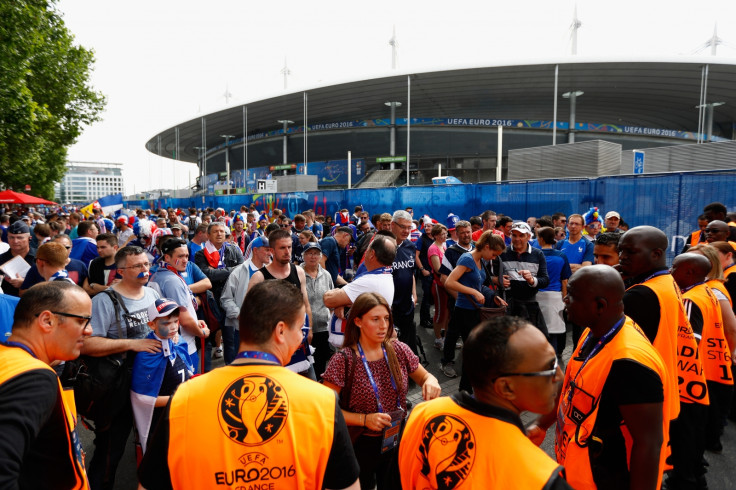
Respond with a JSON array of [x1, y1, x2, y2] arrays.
[[0, 0, 106, 199]]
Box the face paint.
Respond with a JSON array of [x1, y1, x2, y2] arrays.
[[156, 318, 178, 339], [138, 271, 149, 278]]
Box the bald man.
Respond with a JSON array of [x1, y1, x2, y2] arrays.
[[672, 253, 733, 459], [529, 266, 670, 490], [619, 227, 709, 490]]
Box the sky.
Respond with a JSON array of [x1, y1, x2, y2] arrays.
[[56, 0, 736, 196]]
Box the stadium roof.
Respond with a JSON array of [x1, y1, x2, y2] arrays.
[[146, 57, 736, 164]]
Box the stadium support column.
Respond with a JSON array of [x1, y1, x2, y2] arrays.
[[407, 75, 411, 187], [277, 120, 293, 172], [562, 91, 584, 144], [385, 101, 402, 170]]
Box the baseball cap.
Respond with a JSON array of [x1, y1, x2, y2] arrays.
[[605, 211, 620, 220], [511, 222, 532, 235], [446, 213, 459, 231], [146, 298, 183, 321], [8, 221, 30, 234], [251, 236, 269, 249], [302, 241, 322, 257], [170, 223, 183, 231]]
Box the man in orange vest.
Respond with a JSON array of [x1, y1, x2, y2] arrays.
[[529, 266, 670, 489], [138, 280, 360, 490], [671, 253, 733, 458], [619, 226, 710, 490], [399, 316, 570, 489], [0, 281, 92, 489]]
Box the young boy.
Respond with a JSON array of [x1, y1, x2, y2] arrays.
[[130, 298, 194, 454]]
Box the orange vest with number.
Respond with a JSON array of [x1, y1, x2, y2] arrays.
[[635, 273, 709, 408], [167, 363, 337, 490], [684, 283, 734, 386], [399, 395, 565, 490], [555, 317, 672, 490], [0, 345, 90, 490]]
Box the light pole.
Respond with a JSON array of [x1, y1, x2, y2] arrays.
[[220, 135, 234, 187], [384, 101, 402, 170], [193, 146, 205, 194], [562, 91, 584, 143], [277, 120, 294, 172]]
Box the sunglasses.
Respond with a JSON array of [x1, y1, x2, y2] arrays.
[[493, 357, 559, 381]]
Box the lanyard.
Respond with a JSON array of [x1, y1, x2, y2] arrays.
[[641, 269, 669, 283], [5, 341, 37, 358], [681, 281, 705, 294], [234, 350, 280, 364], [568, 316, 625, 403], [356, 342, 400, 413], [353, 265, 393, 282]]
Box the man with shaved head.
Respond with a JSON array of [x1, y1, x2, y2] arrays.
[[672, 253, 733, 461], [703, 220, 736, 249], [529, 266, 671, 490], [619, 226, 709, 490]]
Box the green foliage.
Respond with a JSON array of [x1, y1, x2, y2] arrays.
[[0, 0, 106, 199]]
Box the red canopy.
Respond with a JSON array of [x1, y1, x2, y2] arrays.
[[0, 190, 57, 205]]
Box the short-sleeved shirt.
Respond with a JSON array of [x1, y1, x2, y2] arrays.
[[91, 287, 159, 360], [392, 240, 417, 311], [87, 257, 119, 287], [540, 248, 572, 293], [556, 237, 594, 265], [427, 242, 445, 276], [455, 252, 486, 309], [187, 241, 204, 263], [322, 340, 419, 435], [320, 235, 341, 285]]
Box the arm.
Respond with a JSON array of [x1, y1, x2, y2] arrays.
[[323, 288, 351, 309], [154, 395, 171, 408], [296, 267, 313, 341], [412, 275, 417, 306], [322, 380, 391, 431], [445, 265, 484, 304], [408, 365, 441, 401], [440, 273, 458, 299], [718, 298, 736, 356], [220, 269, 243, 320], [430, 255, 441, 274], [415, 250, 430, 277], [178, 309, 209, 339], [561, 279, 568, 298], [81, 336, 162, 356], [246, 270, 264, 292], [188, 277, 211, 294], [620, 402, 664, 490]]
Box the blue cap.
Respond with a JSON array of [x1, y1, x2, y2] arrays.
[[446, 213, 459, 231], [251, 236, 269, 248]]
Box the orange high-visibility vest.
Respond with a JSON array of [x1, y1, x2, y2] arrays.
[[555, 317, 672, 490], [632, 273, 709, 408], [399, 395, 566, 489], [166, 363, 338, 490], [0, 344, 90, 490], [708, 279, 732, 308], [684, 283, 733, 386], [690, 230, 704, 247]]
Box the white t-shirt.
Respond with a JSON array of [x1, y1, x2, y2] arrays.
[[327, 272, 395, 348]]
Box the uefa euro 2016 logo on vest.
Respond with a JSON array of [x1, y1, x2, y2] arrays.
[[418, 414, 476, 489], [218, 374, 289, 446]]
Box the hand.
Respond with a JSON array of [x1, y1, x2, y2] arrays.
[[307, 329, 313, 344], [365, 412, 392, 431], [519, 269, 534, 284], [422, 375, 442, 401], [198, 320, 210, 338], [7, 273, 24, 289], [335, 306, 346, 320], [473, 290, 485, 304], [494, 296, 508, 307], [526, 424, 547, 446], [135, 339, 163, 353], [421, 269, 430, 277], [502, 275, 511, 288]]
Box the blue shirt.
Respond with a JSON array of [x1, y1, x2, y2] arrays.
[[556, 237, 594, 265], [540, 249, 572, 293], [187, 241, 204, 262], [69, 237, 99, 267], [319, 235, 341, 285], [455, 252, 486, 310], [0, 294, 20, 341], [392, 239, 417, 311], [21, 258, 89, 290]]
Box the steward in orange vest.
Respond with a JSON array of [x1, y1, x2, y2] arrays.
[[400, 317, 570, 489], [674, 253, 734, 457], [138, 280, 360, 490], [533, 266, 670, 490], [0, 282, 92, 489]]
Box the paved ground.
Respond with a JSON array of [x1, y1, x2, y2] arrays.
[[80, 291, 736, 489]]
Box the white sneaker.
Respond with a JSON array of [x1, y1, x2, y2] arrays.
[[212, 347, 223, 359], [455, 339, 463, 349], [434, 338, 444, 350], [441, 362, 458, 378]]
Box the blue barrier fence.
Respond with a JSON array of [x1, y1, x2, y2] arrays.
[[125, 169, 736, 264]]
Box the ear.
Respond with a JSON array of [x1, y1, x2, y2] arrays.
[[273, 320, 288, 345], [37, 311, 56, 334], [493, 377, 517, 401]]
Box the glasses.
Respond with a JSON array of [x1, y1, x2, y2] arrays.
[[47, 311, 92, 328], [122, 262, 151, 271], [393, 222, 412, 231], [493, 357, 558, 381]]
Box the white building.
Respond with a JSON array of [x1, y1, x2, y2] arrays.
[[55, 161, 125, 204]]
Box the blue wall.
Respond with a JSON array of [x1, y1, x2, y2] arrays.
[[126, 169, 736, 264]]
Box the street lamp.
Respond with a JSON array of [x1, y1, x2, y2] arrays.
[[562, 91, 584, 143], [220, 135, 234, 186]]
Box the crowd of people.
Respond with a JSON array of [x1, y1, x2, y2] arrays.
[[0, 200, 735, 489]]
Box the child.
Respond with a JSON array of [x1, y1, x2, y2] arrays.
[[130, 298, 194, 454]]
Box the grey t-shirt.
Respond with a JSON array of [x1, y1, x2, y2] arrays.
[[91, 287, 159, 341]]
